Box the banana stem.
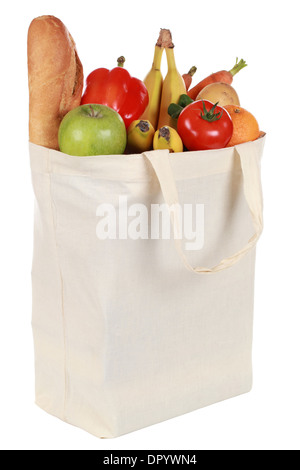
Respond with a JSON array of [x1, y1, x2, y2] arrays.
[[165, 47, 177, 70], [152, 45, 164, 71], [156, 28, 174, 48]]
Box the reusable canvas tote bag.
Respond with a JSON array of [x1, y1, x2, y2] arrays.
[[30, 134, 265, 438]]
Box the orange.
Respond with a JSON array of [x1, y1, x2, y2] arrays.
[[224, 105, 260, 147]]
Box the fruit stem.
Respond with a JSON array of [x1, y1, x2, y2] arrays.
[[200, 100, 223, 122], [117, 56, 126, 67], [229, 58, 247, 77], [88, 104, 102, 119], [152, 45, 164, 71], [89, 105, 95, 117], [157, 28, 174, 48], [165, 46, 177, 71]]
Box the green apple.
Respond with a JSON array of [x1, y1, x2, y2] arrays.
[[58, 104, 127, 156]]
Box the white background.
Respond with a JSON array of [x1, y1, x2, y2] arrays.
[[0, 0, 299, 451]]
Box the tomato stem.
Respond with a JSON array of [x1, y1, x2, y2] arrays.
[[200, 100, 223, 122]]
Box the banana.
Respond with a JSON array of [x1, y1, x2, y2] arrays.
[[157, 36, 186, 130], [140, 40, 164, 129], [153, 126, 183, 153], [127, 120, 155, 153]]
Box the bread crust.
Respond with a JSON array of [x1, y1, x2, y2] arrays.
[[27, 15, 83, 149]]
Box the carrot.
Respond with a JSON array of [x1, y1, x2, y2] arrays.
[[182, 66, 197, 91], [187, 58, 247, 100]]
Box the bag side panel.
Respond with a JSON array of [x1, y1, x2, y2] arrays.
[[49, 167, 256, 438], [49, 174, 122, 438], [31, 167, 66, 420], [94, 170, 256, 436]]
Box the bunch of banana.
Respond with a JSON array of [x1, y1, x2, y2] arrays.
[[128, 29, 186, 153], [139, 34, 164, 130], [156, 31, 186, 130]]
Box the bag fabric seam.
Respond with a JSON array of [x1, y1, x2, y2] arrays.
[[30, 167, 242, 182]]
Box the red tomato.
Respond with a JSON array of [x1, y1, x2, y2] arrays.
[[177, 100, 233, 151]]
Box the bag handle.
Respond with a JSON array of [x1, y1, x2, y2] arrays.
[[143, 144, 263, 274]]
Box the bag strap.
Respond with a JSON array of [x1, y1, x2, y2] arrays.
[[143, 144, 263, 274]]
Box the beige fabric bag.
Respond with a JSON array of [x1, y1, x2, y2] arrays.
[[30, 134, 265, 438]]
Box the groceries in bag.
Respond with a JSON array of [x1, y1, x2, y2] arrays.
[[27, 16, 261, 157]]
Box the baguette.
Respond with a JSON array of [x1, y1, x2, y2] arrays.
[[27, 15, 84, 150]]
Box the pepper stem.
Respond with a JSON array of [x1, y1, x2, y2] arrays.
[[229, 58, 247, 77], [117, 56, 125, 67]]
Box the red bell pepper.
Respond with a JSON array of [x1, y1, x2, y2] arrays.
[[81, 57, 149, 128]]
